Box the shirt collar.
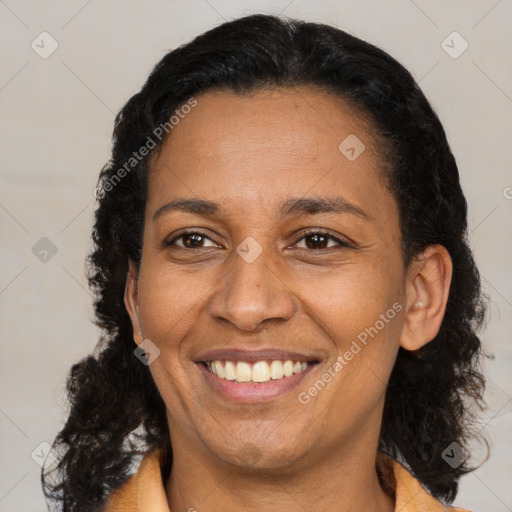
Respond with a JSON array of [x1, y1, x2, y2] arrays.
[[105, 449, 467, 512]]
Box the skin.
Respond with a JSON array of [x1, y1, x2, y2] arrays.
[[125, 87, 452, 512]]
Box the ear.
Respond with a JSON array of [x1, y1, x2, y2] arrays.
[[400, 244, 453, 353], [124, 259, 143, 345]]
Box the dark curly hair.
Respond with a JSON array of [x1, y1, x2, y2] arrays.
[[42, 14, 487, 511]]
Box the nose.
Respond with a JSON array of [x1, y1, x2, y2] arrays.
[[208, 244, 296, 332]]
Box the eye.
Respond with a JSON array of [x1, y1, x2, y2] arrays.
[[164, 229, 353, 251], [165, 230, 219, 249], [294, 230, 352, 250]]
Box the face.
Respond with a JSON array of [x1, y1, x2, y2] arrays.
[[126, 87, 412, 472]]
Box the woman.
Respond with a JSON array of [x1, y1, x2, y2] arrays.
[[42, 14, 487, 512]]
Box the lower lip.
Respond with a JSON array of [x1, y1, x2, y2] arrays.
[[197, 363, 317, 403]]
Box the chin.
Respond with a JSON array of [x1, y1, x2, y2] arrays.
[[206, 432, 313, 472]]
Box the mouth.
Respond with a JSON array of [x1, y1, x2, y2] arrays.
[[195, 349, 321, 402], [203, 359, 312, 383]]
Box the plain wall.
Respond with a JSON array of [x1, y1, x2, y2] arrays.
[[0, 1, 511, 510]]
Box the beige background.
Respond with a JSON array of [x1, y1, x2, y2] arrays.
[[0, 0, 511, 510]]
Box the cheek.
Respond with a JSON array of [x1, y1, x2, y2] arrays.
[[303, 267, 404, 415], [137, 250, 404, 349], [300, 259, 405, 404], [137, 264, 214, 344], [135, 266, 213, 417], [298, 258, 403, 342]]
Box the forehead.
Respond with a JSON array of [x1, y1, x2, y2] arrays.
[[147, 87, 391, 218]]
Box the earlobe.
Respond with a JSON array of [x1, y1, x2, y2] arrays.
[[399, 245, 453, 352], [124, 259, 143, 345]]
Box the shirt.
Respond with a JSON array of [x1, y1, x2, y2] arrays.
[[104, 449, 472, 512]]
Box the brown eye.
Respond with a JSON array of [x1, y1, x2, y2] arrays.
[[165, 231, 218, 249], [295, 231, 352, 250]]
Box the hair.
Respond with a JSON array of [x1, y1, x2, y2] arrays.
[[42, 13, 487, 511]]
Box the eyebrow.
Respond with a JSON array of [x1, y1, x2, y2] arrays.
[[280, 196, 372, 220], [152, 196, 372, 222]]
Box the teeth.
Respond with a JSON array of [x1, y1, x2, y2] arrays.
[[214, 361, 225, 379], [206, 359, 310, 383], [252, 361, 271, 382], [224, 361, 236, 380], [235, 361, 252, 382], [283, 360, 294, 377], [270, 360, 284, 380]]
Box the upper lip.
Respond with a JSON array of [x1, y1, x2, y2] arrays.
[[195, 349, 320, 363]]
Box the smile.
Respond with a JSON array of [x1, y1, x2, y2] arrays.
[[205, 360, 309, 383]]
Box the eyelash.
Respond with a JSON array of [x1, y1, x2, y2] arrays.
[[164, 229, 353, 251]]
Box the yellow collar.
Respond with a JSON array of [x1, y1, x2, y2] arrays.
[[104, 449, 471, 512]]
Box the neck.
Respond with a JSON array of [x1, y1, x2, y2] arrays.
[[165, 433, 394, 512]]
